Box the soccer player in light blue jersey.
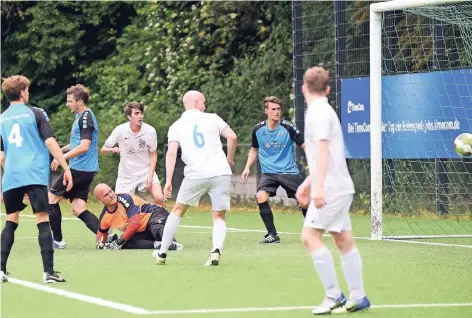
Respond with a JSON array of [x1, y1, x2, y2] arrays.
[[240, 96, 306, 244], [47, 84, 100, 249], [0, 75, 72, 283]]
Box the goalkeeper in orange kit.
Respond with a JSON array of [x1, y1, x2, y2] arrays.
[[94, 183, 182, 250]]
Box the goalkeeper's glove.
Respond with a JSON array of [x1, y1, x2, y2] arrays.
[[105, 236, 125, 250]]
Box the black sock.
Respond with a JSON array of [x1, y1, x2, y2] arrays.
[[48, 203, 63, 241], [77, 210, 99, 234], [301, 208, 307, 218], [258, 201, 277, 235], [37, 222, 54, 273], [1, 221, 18, 273]]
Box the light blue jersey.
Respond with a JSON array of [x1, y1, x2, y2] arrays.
[[69, 109, 99, 172], [0, 104, 54, 192], [252, 119, 304, 174]]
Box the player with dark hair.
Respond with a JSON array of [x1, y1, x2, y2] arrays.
[[48, 84, 100, 249], [100, 101, 164, 205], [0, 75, 72, 283], [94, 183, 183, 251], [240, 96, 307, 244]]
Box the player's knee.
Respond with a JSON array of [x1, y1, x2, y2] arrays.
[[256, 191, 268, 203], [154, 194, 165, 206], [301, 228, 323, 250], [48, 192, 61, 204], [6, 213, 20, 224], [334, 235, 355, 253]]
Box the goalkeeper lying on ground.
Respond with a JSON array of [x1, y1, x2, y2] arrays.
[[94, 183, 183, 250]]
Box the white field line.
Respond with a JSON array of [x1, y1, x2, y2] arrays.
[[8, 275, 472, 315], [146, 302, 472, 315], [7, 277, 150, 314], [6, 214, 472, 249]]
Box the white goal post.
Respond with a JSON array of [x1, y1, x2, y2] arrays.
[[369, 0, 471, 240]]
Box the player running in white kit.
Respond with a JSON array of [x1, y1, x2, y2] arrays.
[[296, 66, 370, 314], [154, 90, 237, 266], [101, 102, 164, 205]]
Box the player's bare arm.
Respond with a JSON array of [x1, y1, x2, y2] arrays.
[[45, 137, 73, 192], [147, 151, 158, 190], [240, 147, 258, 184], [0, 151, 4, 169], [61, 144, 70, 153], [314, 139, 329, 208], [51, 139, 91, 171], [163, 141, 179, 199], [220, 126, 237, 168], [100, 143, 120, 155], [296, 176, 311, 208]]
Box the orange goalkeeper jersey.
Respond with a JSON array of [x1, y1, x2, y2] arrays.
[[98, 194, 155, 233]]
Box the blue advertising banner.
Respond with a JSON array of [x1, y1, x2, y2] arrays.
[[341, 69, 472, 159]]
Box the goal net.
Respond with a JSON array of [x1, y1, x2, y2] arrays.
[[369, 0, 472, 240]]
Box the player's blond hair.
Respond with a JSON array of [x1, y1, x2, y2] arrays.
[[2, 75, 30, 102], [303, 66, 330, 94], [263, 96, 282, 109], [66, 84, 90, 104]]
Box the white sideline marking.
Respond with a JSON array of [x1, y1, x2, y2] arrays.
[[8, 214, 471, 249], [146, 303, 472, 315], [384, 238, 472, 249], [7, 277, 150, 314], [8, 276, 472, 316]]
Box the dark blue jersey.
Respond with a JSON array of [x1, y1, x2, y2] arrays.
[[252, 119, 304, 174], [0, 104, 54, 192], [69, 109, 99, 172]]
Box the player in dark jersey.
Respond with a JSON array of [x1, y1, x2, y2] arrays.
[[240, 96, 307, 244], [94, 183, 183, 251], [0, 75, 72, 283], [47, 84, 100, 249]]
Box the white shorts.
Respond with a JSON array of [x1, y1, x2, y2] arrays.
[[176, 175, 231, 211], [115, 172, 160, 195], [303, 194, 353, 233]]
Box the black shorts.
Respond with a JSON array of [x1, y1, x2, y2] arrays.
[[3, 185, 48, 214], [146, 207, 170, 241], [257, 173, 304, 198], [50, 169, 96, 202]]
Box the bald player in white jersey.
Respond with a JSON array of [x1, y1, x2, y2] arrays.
[[101, 102, 164, 205], [154, 90, 237, 266], [295, 66, 370, 314]]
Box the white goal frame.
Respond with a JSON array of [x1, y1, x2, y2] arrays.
[[369, 0, 471, 240]]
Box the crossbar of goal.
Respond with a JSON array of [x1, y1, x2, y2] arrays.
[[369, 0, 468, 240]]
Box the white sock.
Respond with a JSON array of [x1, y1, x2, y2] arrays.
[[212, 218, 226, 252], [341, 247, 366, 301], [158, 213, 181, 254], [311, 246, 341, 299]]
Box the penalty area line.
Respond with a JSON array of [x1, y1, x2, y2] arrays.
[[7, 277, 150, 315], [146, 302, 472, 315]]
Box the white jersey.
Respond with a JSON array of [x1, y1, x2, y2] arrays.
[[168, 109, 232, 179], [305, 97, 355, 196], [104, 122, 157, 179]]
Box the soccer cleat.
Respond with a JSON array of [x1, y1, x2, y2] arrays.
[[53, 240, 66, 249], [169, 242, 184, 251], [43, 271, 66, 283], [153, 241, 184, 251], [312, 293, 346, 315], [0, 271, 8, 283], [332, 296, 371, 314], [259, 233, 280, 244], [204, 248, 221, 266], [152, 251, 167, 265]]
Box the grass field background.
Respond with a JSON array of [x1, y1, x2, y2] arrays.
[[1, 201, 472, 318]]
